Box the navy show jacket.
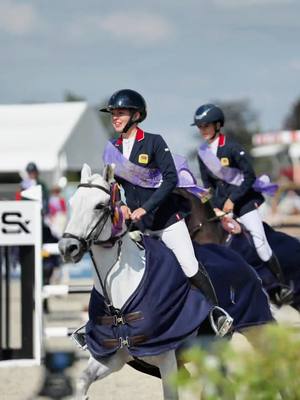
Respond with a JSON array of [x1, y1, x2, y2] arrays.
[[111, 128, 190, 230], [198, 134, 264, 217]]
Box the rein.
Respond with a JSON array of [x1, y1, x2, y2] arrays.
[[188, 205, 227, 240], [189, 214, 221, 239], [207, 212, 232, 222]]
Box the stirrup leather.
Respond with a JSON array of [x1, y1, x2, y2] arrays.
[[209, 306, 234, 337]]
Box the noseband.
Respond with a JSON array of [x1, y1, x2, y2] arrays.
[[62, 183, 113, 251]]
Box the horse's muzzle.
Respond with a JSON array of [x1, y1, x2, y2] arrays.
[[58, 237, 85, 263]]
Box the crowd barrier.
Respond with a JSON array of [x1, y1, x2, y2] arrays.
[[0, 200, 92, 367], [0, 200, 42, 366]]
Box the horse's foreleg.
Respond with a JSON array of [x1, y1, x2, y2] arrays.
[[75, 350, 129, 400], [144, 350, 179, 400]]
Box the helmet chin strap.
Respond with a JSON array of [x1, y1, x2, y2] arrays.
[[122, 110, 139, 134], [209, 122, 221, 142]]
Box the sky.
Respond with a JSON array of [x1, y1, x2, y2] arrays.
[[1, 0, 300, 156]]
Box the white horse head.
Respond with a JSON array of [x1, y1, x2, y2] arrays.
[[59, 163, 117, 263]]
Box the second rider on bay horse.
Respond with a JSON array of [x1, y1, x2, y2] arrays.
[[192, 103, 294, 305]]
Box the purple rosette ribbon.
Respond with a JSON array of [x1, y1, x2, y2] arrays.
[[253, 175, 278, 196], [103, 141, 207, 197], [198, 144, 278, 196]]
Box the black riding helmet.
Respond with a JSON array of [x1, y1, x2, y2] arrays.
[[100, 89, 147, 122], [26, 162, 38, 173], [100, 89, 147, 133], [191, 104, 225, 127]]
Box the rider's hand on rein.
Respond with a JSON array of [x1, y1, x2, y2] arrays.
[[223, 198, 234, 214], [120, 205, 132, 220], [131, 208, 147, 221]]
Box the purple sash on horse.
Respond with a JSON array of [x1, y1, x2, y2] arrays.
[[198, 143, 278, 196], [103, 141, 207, 197]]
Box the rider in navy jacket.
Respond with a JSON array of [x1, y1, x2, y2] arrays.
[[101, 90, 233, 336], [193, 103, 293, 306], [199, 133, 265, 217], [111, 128, 189, 231]]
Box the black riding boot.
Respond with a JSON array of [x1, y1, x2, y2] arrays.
[[267, 253, 285, 283], [267, 253, 294, 306], [189, 263, 233, 336], [189, 263, 219, 305]]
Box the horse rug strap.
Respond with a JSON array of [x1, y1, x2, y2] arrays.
[[102, 335, 148, 349], [96, 311, 144, 326]]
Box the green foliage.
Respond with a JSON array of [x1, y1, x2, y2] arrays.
[[174, 325, 300, 399]]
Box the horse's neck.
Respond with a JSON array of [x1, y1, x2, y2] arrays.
[[188, 196, 227, 244], [91, 234, 146, 310]]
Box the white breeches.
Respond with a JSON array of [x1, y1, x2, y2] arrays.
[[146, 219, 199, 277], [238, 209, 272, 262]]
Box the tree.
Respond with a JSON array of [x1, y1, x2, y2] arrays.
[[215, 99, 259, 152], [283, 97, 300, 129], [63, 90, 86, 102]]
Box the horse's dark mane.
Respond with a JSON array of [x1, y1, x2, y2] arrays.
[[175, 189, 227, 245]]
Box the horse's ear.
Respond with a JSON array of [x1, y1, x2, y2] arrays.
[[103, 164, 115, 184], [81, 164, 92, 183]]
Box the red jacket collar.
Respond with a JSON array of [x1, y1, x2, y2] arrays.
[[115, 128, 145, 146], [218, 133, 226, 147], [115, 136, 122, 146], [136, 127, 145, 142]]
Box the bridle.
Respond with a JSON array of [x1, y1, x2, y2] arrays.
[[62, 182, 131, 314], [62, 183, 118, 250]]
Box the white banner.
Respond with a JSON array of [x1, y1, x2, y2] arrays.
[[0, 201, 41, 245]]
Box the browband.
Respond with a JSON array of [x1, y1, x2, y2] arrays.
[[77, 183, 111, 195]]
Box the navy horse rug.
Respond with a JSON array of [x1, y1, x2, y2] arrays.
[[86, 236, 273, 360], [193, 242, 273, 330], [229, 222, 300, 308]]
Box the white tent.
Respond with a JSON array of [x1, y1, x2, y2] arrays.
[[0, 102, 107, 183]]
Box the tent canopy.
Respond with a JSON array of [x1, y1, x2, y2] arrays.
[[0, 102, 107, 173]]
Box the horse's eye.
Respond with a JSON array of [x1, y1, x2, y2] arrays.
[[95, 203, 105, 210]]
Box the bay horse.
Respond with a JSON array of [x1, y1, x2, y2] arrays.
[[59, 164, 273, 400], [178, 188, 300, 312]]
